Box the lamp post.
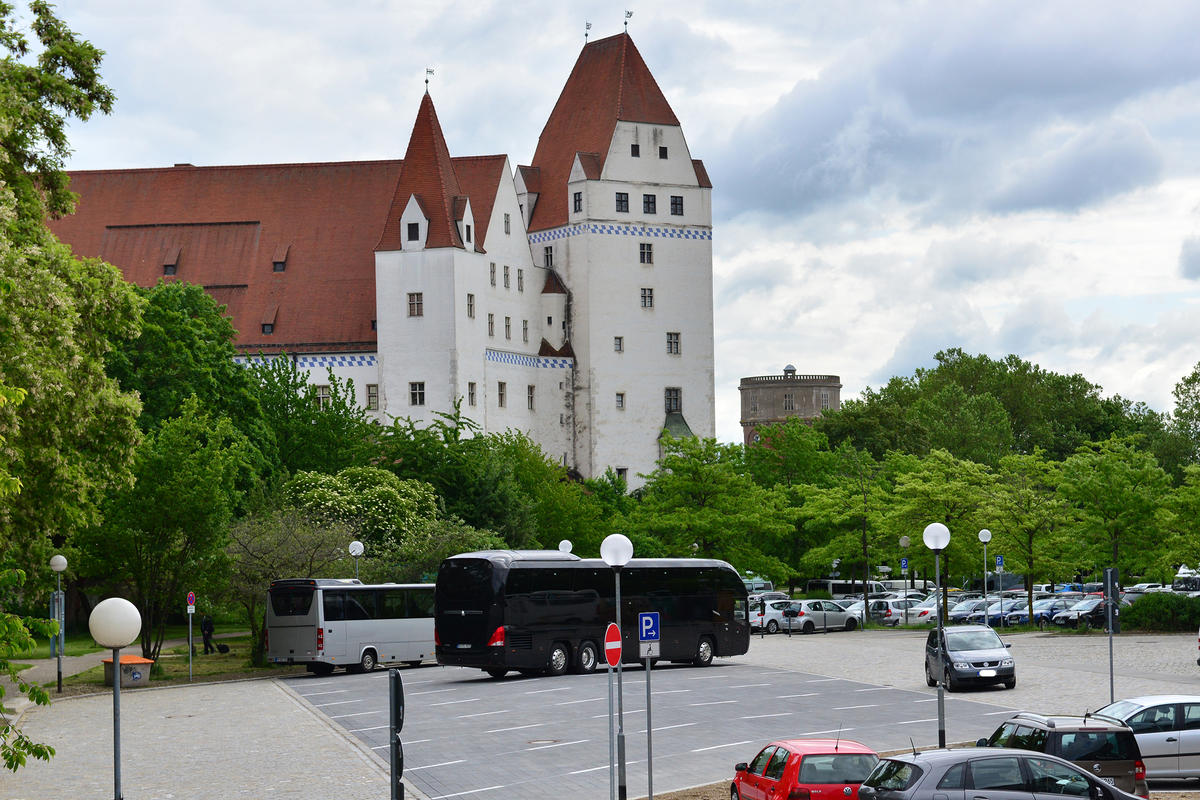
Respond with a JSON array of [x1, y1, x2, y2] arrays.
[[49, 554, 67, 693], [978, 529, 992, 627], [558, 539, 573, 553], [600, 533, 634, 800], [348, 540, 364, 580], [89, 597, 142, 800], [923, 522, 950, 748]]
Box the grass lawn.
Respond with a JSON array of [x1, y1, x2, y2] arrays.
[[58, 634, 305, 692], [13, 632, 105, 660]]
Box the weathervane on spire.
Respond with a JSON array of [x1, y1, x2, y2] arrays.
[[624, 10, 633, 32], [425, 67, 434, 93], [585, 20, 592, 42]]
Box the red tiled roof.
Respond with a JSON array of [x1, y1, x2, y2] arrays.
[[528, 33, 679, 232], [518, 165, 541, 194], [378, 92, 464, 251], [542, 270, 568, 294], [48, 161, 403, 354], [451, 154, 508, 253], [577, 152, 603, 180], [692, 159, 712, 189]]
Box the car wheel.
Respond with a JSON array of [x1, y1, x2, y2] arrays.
[[694, 636, 715, 667], [766, 620, 779, 634], [575, 641, 598, 674], [944, 668, 959, 692], [548, 643, 570, 676], [925, 661, 937, 687], [731, 784, 741, 800], [802, 621, 816, 634], [485, 667, 508, 679], [1003, 675, 1016, 689], [844, 617, 857, 631]]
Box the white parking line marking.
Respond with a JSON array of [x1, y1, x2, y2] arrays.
[[801, 728, 855, 735], [728, 683, 771, 688], [638, 722, 696, 733], [694, 740, 753, 752], [431, 698, 479, 706], [778, 693, 818, 698], [557, 697, 605, 705], [689, 700, 738, 707], [590, 708, 645, 718], [525, 739, 588, 751], [651, 689, 690, 694], [405, 739, 432, 744], [983, 710, 1014, 715], [456, 709, 511, 718], [897, 718, 938, 724], [411, 688, 457, 696], [300, 689, 347, 697], [742, 712, 793, 719], [806, 678, 840, 683], [913, 698, 937, 703], [833, 704, 878, 710], [855, 687, 892, 692], [406, 759, 467, 770], [569, 765, 609, 775], [524, 686, 572, 694], [758, 670, 792, 675], [487, 723, 545, 733], [687, 674, 734, 680], [313, 699, 363, 707], [331, 710, 383, 718], [348, 725, 390, 732], [427, 786, 504, 799]]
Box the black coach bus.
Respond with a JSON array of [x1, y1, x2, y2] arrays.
[[435, 549, 750, 678]]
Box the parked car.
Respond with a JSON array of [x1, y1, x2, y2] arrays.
[[752, 599, 799, 633], [966, 598, 1028, 626], [749, 591, 791, 604], [783, 599, 859, 632], [924, 624, 1015, 690], [732, 738, 879, 800], [977, 711, 1148, 797], [947, 598, 991, 624], [1096, 695, 1200, 779], [909, 597, 940, 625], [1051, 597, 1130, 630], [1006, 596, 1075, 628], [858, 747, 1143, 800]]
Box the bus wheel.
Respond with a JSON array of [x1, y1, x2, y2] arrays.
[[548, 643, 570, 676], [485, 667, 507, 679], [575, 641, 598, 674], [693, 636, 715, 667], [358, 649, 377, 673]]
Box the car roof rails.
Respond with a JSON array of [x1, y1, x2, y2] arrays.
[[1011, 711, 1055, 728]]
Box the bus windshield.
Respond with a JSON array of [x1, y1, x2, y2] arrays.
[[435, 558, 494, 609]]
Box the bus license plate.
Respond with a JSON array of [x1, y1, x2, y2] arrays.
[[978, 669, 996, 677], [1102, 778, 1115, 785], [456, 644, 471, 649]]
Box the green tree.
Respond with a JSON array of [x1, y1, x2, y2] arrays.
[[249, 354, 372, 475], [1058, 437, 1171, 580], [912, 383, 1013, 467], [745, 417, 836, 488], [75, 399, 251, 661], [357, 516, 505, 584], [1160, 465, 1200, 576]]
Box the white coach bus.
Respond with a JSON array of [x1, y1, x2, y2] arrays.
[[266, 578, 435, 675]]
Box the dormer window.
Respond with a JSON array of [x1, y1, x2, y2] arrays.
[[631, 143, 640, 157], [272, 243, 290, 272], [261, 323, 274, 335], [272, 261, 285, 272], [407, 222, 420, 241], [465, 224, 472, 243], [162, 245, 180, 276]]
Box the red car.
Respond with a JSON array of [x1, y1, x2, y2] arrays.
[[732, 738, 878, 800]]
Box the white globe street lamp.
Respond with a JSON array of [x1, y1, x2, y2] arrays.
[[89, 597, 141, 800], [348, 540, 364, 580], [978, 529, 992, 627], [922, 522, 950, 748], [49, 555, 67, 693], [600, 533, 634, 800], [558, 539, 573, 553]]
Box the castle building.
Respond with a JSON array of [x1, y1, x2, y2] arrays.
[[739, 366, 842, 445], [47, 33, 714, 487]]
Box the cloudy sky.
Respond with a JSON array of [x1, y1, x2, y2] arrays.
[[50, 1, 1200, 442]]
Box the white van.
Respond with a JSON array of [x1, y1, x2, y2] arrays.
[[805, 579, 885, 599]]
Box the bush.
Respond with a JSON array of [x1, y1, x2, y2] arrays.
[[1121, 592, 1200, 632]]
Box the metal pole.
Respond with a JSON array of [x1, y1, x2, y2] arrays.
[[112, 647, 122, 800], [390, 668, 405, 800], [608, 665, 615, 800], [55, 572, 63, 693], [935, 550, 946, 748], [645, 655, 654, 800], [615, 567, 627, 800], [188, 613, 193, 682], [982, 542, 989, 627], [1107, 598, 1115, 704]]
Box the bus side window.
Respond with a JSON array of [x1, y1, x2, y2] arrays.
[[410, 587, 435, 618], [345, 593, 373, 621], [381, 590, 406, 619], [324, 592, 345, 622]]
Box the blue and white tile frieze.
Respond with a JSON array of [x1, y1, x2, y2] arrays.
[[234, 354, 378, 369], [528, 223, 712, 244], [485, 349, 574, 369]]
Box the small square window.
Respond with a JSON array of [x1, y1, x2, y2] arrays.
[[315, 385, 331, 410], [643, 194, 656, 214], [504, 264, 511, 288], [573, 192, 582, 213], [468, 381, 477, 406], [261, 323, 274, 334], [616, 392, 625, 410], [631, 143, 640, 157], [504, 213, 511, 235], [410, 382, 425, 406], [665, 387, 682, 413], [272, 261, 286, 272], [616, 192, 629, 213], [465, 224, 472, 243], [527, 384, 535, 410], [543, 246, 553, 268], [517, 268, 524, 292], [547, 315, 553, 325], [667, 331, 680, 354], [408, 292, 423, 317], [488, 313, 495, 337], [498, 381, 506, 408], [640, 288, 654, 308], [407, 222, 420, 241], [659, 146, 668, 159], [522, 319, 529, 343], [163, 264, 177, 276], [614, 336, 624, 353], [616, 467, 628, 480], [490, 262, 496, 287], [670, 195, 683, 215], [367, 384, 379, 411], [467, 293, 475, 319], [505, 316, 511, 340], [640, 243, 653, 264]]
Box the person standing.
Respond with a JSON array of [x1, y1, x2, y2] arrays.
[[201, 613, 216, 654]]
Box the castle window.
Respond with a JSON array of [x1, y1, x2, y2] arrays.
[[504, 213, 511, 235], [371, 319, 377, 331], [640, 243, 653, 264], [664, 387, 682, 413], [643, 194, 656, 214], [666, 331, 680, 355], [505, 316, 511, 340], [468, 382, 477, 406], [315, 385, 331, 410], [488, 313, 495, 337], [261, 323, 274, 335], [527, 385, 535, 410], [659, 146, 668, 159], [465, 224, 472, 243], [163, 263, 176, 276], [543, 246, 553, 268], [407, 292, 423, 317], [614, 336, 623, 353], [616, 192, 629, 213], [573, 192, 582, 213], [367, 384, 379, 411], [631, 143, 640, 157], [498, 381, 506, 408], [522, 319, 529, 343], [616, 467, 628, 480], [272, 261, 286, 272], [467, 293, 475, 319], [490, 262, 496, 287], [616, 392, 625, 410], [517, 268, 524, 291], [784, 393, 795, 411], [640, 288, 654, 308], [407, 222, 420, 241], [671, 195, 683, 215], [410, 382, 425, 406], [504, 264, 510, 288]]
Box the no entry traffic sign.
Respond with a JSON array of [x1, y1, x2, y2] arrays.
[[604, 622, 621, 668]]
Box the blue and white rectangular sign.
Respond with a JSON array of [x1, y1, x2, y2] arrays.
[[996, 554, 1004, 568], [900, 557, 909, 570], [638, 611, 660, 642]]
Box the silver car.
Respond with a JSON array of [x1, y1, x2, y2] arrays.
[[1096, 695, 1200, 778], [784, 599, 858, 632]]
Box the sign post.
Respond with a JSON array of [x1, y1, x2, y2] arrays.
[[604, 622, 621, 800], [186, 591, 196, 682], [900, 557, 910, 625], [1104, 567, 1120, 704], [639, 612, 660, 800], [390, 668, 406, 800]]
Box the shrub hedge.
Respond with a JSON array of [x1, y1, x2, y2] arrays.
[[1121, 592, 1200, 632]]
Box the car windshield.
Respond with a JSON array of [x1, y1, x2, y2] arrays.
[[1096, 700, 1141, 719], [951, 600, 979, 612], [1032, 599, 1059, 609], [798, 754, 880, 784], [1072, 598, 1102, 611], [945, 629, 1004, 651], [863, 760, 923, 791]]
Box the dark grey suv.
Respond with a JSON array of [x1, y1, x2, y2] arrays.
[[924, 624, 1015, 690]]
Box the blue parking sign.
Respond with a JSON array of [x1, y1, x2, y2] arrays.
[[996, 554, 1003, 568], [638, 611, 660, 642], [900, 557, 909, 570]]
